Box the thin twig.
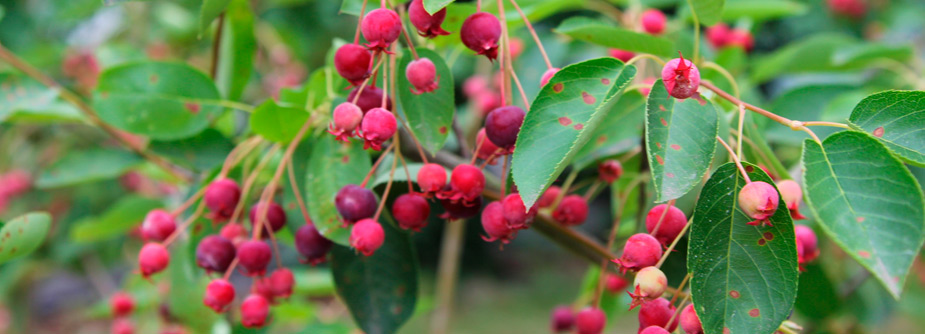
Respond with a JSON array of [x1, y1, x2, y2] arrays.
[[649, 199, 675, 236], [716, 136, 751, 183], [655, 217, 691, 268], [508, 0, 553, 69]]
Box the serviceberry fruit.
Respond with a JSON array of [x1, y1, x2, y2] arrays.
[[110, 292, 135, 317], [777, 180, 806, 220], [334, 44, 372, 86], [204, 178, 241, 221], [728, 29, 754, 53], [641, 326, 671, 334], [641, 9, 666, 35], [481, 201, 516, 245], [628, 266, 667, 310], [241, 294, 270, 328], [598, 159, 623, 183], [552, 195, 589, 226], [645, 204, 688, 246], [360, 107, 397, 151], [537, 186, 562, 208], [828, 0, 866, 18], [139, 242, 170, 278], [795, 225, 819, 265], [550, 305, 576, 333], [612, 233, 662, 273], [610, 49, 635, 62], [439, 195, 483, 219], [392, 193, 431, 231], [204, 279, 235, 313], [248, 201, 287, 237], [237, 240, 272, 276], [335, 184, 378, 224], [540, 68, 560, 87], [575, 307, 606, 334], [706, 23, 731, 49], [406, 57, 439, 94], [679, 304, 703, 334], [220, 223, 248, 246], [111, 318, 135, 334], [485, 106, 525, 149], [738, 181, 779, 227], [417, 163, 448, 194], [408, 0, 450, 37], [295, 223, 333, 265], [196, 235, 236, 274], [460, 12, 502, 60], [266, 268, 295, 300], [661, 53, 701, 99], [328, 102, 364, 141], [361, 8, 402, 51], [438, 164, 485, 205], [141, 209, 176, 242], [475, 128, 502, 164], [348, 86, 392, 113], [501, 193, 537, 230], [605, 274, 629, 294], [350, 218, 385, 256], [638, 297, 678, 333], [463, 75, 489, 97], [508, 37, 525, 59]]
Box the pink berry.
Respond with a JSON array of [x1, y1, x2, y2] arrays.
[[463, 76, 489, 97], [641, 9, 666, 35], [474, 92, 502, 116], [485, 106, 525, 149], [408, 0, 450, 37], [728, 29, 754, 53], [237, 240, 272, 276], [550, 306, 576, 332], [540, 68, 560, 87], [139, 242, 170, 278], [392, 193, 431, 231], [776, 180, 806, 220], [605, 274, 629, 294], [248, 201, 287, 237], [501, 193, 537, 230], [295, 223, 333, 265], [706, 23, 731, 49], [437, 164, 485, 206], [0, 170, 31, 198], [828, 0, 866, 18], [406, 57, 439, 94], [508, 37, 525, 60], [481, 201, 516, 245], [738, 181, 780, 227], [460, 12, 501, 60], [537, 186, 562, 208], [111, 318, 135, 334], [220, 223, 248, 246], [439, 195, 483, 219], [795, 225, 819, 265], [628, 266, 667, 309], [350, 218, 386, 256], [204, 279, 235, 313], [641, 326, 671, 334], [361, 8, 402, 51], [679, 304, 703, 334], [598, 159, 623, 183], [335, 184, 378, 224], [575, 307, 606, 334], [612, 233, 662, 273], [204, 178, 241, 221], [610, 49, 635, 62], [141, 209, 176, 242], [196, 235, 236, 274], [334, 44, 372, 86], [475, 128, 503, 164], [552, 195, 589, 226], [348, 86, 393, 113], [661, 53, 701, 99], [417, 163, 448, 194], [638, 298, 678, 333], [110, 292, 135, 317], [240, 294, 270, 328], [645, 204, 688, 246], [360, 107, 398, 151], [266, 268, 295, 300], [328, 102, 364, 141]]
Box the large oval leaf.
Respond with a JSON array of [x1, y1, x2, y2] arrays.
[[250, 99, 310, 143], [802, 131, 925, 298], [70, 196, 163, 242], [0, 74, 82, 123], [397, 48, 455, 154], [94, 62, 222, 140], [305, 136, 371, 245], [512, 57, 636, 208], [848, 91, 925, 166], [689, 0, 725, 26], [554, 17, 674, 57], [150, 128, 235, 171], [216, 0, 256, 101], [571, 91, 646, 170], [0, 212, 51, 264], [688, 162, 798, 334], [36, 148, 141, 188], [645, 79, 719, 202]]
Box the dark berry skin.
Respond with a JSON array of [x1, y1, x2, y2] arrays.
[[638, 298, 678, 333], [141, 209, 176, 242], [575, 307, 606, 334], [110, 292, 135, 317], [416, 163, 447, 194], [612, 233, 663, 274], [334, 44, 372, 86], [437, 164, 485, 205], [439, 195, 482, 219], [348, 86, 393, 113], [295, 223, 333, 265], [237, 240, 273, 277], [550, 306, 575, 332], [361, 8, 402, 51], [204, 178, 241, 221], [481, 201, 515, 245], [335, 184, 378, 224], [360, 108, 398, 151], [552, 195, 589, 226], [241, 294, 270, 328], [392, 193, 431, 232], [196, 235, 236, 274], [460, 12, 501, 60], [248, 201, 287, 237], [598, 159, 623, 183], [204, 279, 235, 313], [138, 242, 170, 278], [408, 0, 450, 38], [645, 204, 688, 246], [350, 218, 385, 256], [485, 106, 525, 149]]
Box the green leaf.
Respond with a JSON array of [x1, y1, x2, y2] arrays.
[[689, 0, 724, 26], [423, 0, 453, 14], [199, 0, 232, 34], [216, 0, 255, 101], [554, 17, 674, 57], [150, 129, 235, 171], [250, 99, 310, 143], [719, 0, 806, 21], [36, 148, 141, 188], [70, 196, 163, 242], [168, 238, 220, 332], [397, 49, 455, 154], [766, 85, 854, 145], [512, 57, 636, 208], [306, 136, 371, 245], [848, 91, 925, 166], [688, 162, 798, 334], [802, 131, 925, 299], [645, 79, 719, 202], [331, 213, 417, 334], [571, 91, 645, 170], [794, 261, 841, 320], [0, 212, 51, 264], [339, 0, 382, 16], [0, 74, 83, 123]]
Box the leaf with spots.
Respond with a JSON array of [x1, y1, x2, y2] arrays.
[[94, 62, 222, 140], [305, 136, 371, 246], [0, 74, 83, 123], [848, 90, 925, 166], [397, 48, 455, 154], [645, 79, 719, 202], [36, 148, 141, 189], [571, 91, 646, 170], [554, 17, 674, 57], [688, 162, 798, 334], [802, 131, 925, 299], [512, 57, 636, 208], [250, 99, 310, 143], [0, 212, 50, 264], [331, 212, 417, 334]]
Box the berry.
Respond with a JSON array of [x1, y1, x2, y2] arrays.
[[335, 184, 378, 224], [110, 292, 135, 317], [728, 29, 754, 53], [641, 9, 666, 35], [628, 266, 667, 310], [605, 274, 629, 293], [464, 75, 489, 97], [204, 178, 241, 220], [795, 225, 819, 265], [777, 180, 806, 220], [575, 307, 606, 334], [241, 294, 270, 328], [679, 304, 703, 334], [612, 233, 662, 273], [348, 86, 393, 113], [738, 181, 780, 227], [485, 106, 525, 149], [508, 37, 525, 59], [481, 201, 516, 245], [474, 92, 503, 116], [139, 242, 170, 278], [392, 193, 431, 231], [350, 218, 386, 256], [460, 12, 502, 60], [438, 164, 485, 205], [475, 128, 503, 164], [661, 53, 701, 99], [645, 204, 688, 246], [361, 8, 402, 51], [540, 68, 560, 87], [406, 57, 439, 94], [638, 298, 678, 333], [640, 77, 656, 96], [610, 49, 635, 62], [141, 209, 176, 242], [204, 279, 235, 313], [706, 23, 731, 49], [408, 0, 450, 37], [111, 318, 135, 334], [828, 0, 866, 18], [439, 195, 483, 219], [598, 159, 623, 183], [196, 235, 236, 274], [641, 326, 670, 334], [417, 163, 448, 194], [360, 107, 398, 151], [295, 223, 333, 265], [550, 306, 576, 333], [266, 268, 295, 300], [237, 240, 272, 276], [552, 195, 589, 226], [220, 223, 248, 246], [334, 44, 372, 86], [249, 201, 287, 237], [501, 193, 537, 230], [328, 102, 364, 141], [537, 186, 562, 208]]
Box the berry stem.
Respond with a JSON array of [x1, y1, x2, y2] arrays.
[[476, 0, 482, 12], [582, 181, 601, 201], [170, 186, 207, 217], [470, 134, 486, 165], [252, 116, 313, 240], [354, 0, 368, 44], [508, 63, 531, 109], [497, 0, 514, 105], [648, 199, 675, 237], [701, 61, 740, 99], [163, 200, 207, 247], [625, 53, 667, 67], [803, 121, 851, 129], [591, 177, 636, 308], [508, 0, 554, 69], [228, 145, 281, 227], [395, 115, 430, 164], [669, 273, 692, 304], [287, 159, 312, 224], [360, 143, 396, 188], [381, 53, 390, 109], [396, 4, 419, 59], [736, 103, 746, 159], [500, 154, 510, 197], [666, 293, 691, 327], [222, 257, 239, 281], [715, 135, 752, 183], [655, 217, 691, 268], [373, 135, 400, 221], [430, 219, 466, 334], [218, 136, 263, 179], [395, 147, 415, 192], [350, 54, 387, 105], [549, 169, 579, 211], [702, 80, 825, 143]]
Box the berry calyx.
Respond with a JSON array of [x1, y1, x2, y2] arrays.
[[610, 49, 635, 62], [248, 201, 287, 237], [550, 305, 576, 333], [360, 8, 402, 51], [240, 294, 270, 328], [437, 164, 485, 206], [679, 303, 703, 334], [204, 279, 235, 313], [661, 53, 701, 99], [350, 218, 386, 256], [328, 102, 364, 141], [439, 195, 483, 219], [195, 235, 237, 274], [540, 68, 560, 87], [138, 242, 170, 278], [638, 297, 678, 333], [360, 107, 398, 151], [605, 274, 629, 294], [612, 233, 663, 273], [417, 163, 448, 194], [795, 225, 819, 266], [481, 201, 516, 245], [598, 159, 623, 183], [460, 12, 502, 60], [406, 57, 439, 94], [776, 180, 806, 220], [641, 326, 671, 334], [204, 178, 241, 221], [575, 307, 606, 334], [641, 9, 666, 35], [485, 106, 525, 149], [408, 0, 450, 38], [335, 184, 378, 224], [295, 223, 333, 265], [552, 195, 589, 226], [628, 266, 667, 310], [348, 86, 393, 113], [141, 209, 176, 242], [237, 240, 272, 276], [645, 204, 688, 246], [392, 193, 431, 231], [501, 193, 537, 230], [110, 292, 135, 317], [537, 186, 561, 208], [475, 128, 503, 164], [334, 44, 372, 86], [738, 181, 780, 227]]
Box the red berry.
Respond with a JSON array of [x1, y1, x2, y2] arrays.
[[408, 0, 450, 37], [474, 92, 503, 116], [485, 106, 525, 149], [540, 68, 560, 87], [350, 218, 386, 256], [828, 0, 866, 18], [204, 178, 241, 221], [508, 37, 526, 60], [110, 292, 135, 317], [795, 225, 819, 265], [334, 44, 372, 86], [738, 181, 779, 227], [139, 242, 170, 278], [111, 318, 135, 334], [645, 204, 688, 246], [348, 86, 393, 113], [237, 240, 272, 277], [501, 193, 536, 230], [679, 304, 703, 334], [392, 193, 431, 232], [777, 180, 806, 220], [537, 186, 562, 208], [610, 49, 635, 62], [481, 201, 516, 245], [598, 159, 623, 183], [728, 29, 754, 53], [328, 102, 364, 141], [641, 9, 666, 35], [612, 233, 662, 273], [552, 195, 589, 226], [460, 12, 501, 60], [575, 307, 606, 334], [241, 294, 270, 328], [335, 184, 378, 224], [475, 128, 503, 164], [248, 201, 287, 237], [628, 266, 667, 310], [550, 306, 576, 332], [638, 298, 678, 333], [661, 53, 701, 99], [463, 75, 489, 97], [196, 235, 236, 274], [361, 8, 402, 51], [438, 164, 485, 205], [640, 77, 656, 97], [605, 274, 629, 294], [706, 23, 731, 49], [141, 209, 176, 242], [417, 163, 448, 194], [220, 223, 248, 246], [641, 326, 670, 334], [266, 268, 295, 300], [295, 223, 333, 265], [406, 57, 439, 94], [204, 279, 235, 313], [360, 107, 398, 151], [439, 195, 483, 219]]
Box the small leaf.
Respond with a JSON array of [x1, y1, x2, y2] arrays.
[[150, 129, 235, 171], [848, 90, 925, 166], [250, 99, 310, 143], [689, 0, 725, 26], [645, 79, 719, 202], [70, 196, 163, 242], [512, 57, 636, 208], [397, 48, 455, 154], [0, 212, 51, 264], [719, 0, 806, 21], [423, 0, 453, 14], [554, 17, 674, 57], [0, 74, 83, 123], [339, 0, 383, 17], [199, 0, 232, 34], [216, 0, 256, 101], [306, 136, 371, 245], [688, 162, 798, 334], [802, 131, 925, 299], [36, 148, 141, 188]]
